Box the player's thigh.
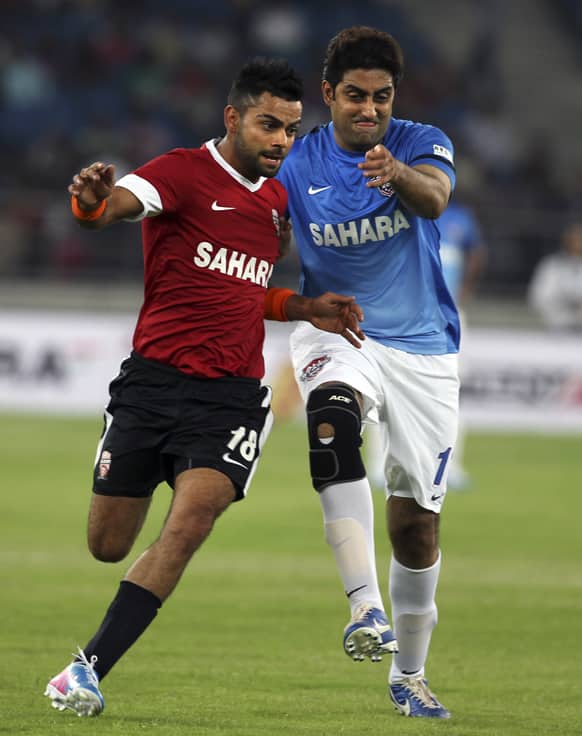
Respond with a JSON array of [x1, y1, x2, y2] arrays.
[[379, 348, 459, 512], [163, 467, 236, 539], [88, 492, 152, 557], [90, 440, 163, 558], [90, 402, 167, 554]]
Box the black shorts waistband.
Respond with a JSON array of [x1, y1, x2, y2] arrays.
[[129, 351, 261, 389]]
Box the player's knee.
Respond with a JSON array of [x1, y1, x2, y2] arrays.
[[306, 384, 365, 491], [390, 507, 439, 568], [88, 531, 133, 563], [163, 500, 223, 560], [89, 545, 131, 563]]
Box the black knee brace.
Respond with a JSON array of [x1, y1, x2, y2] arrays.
[[306, 384, 366, 491]]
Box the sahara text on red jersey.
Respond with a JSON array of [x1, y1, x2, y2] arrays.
[[193, 241, 274, 287]]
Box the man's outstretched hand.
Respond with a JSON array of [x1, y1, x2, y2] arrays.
[[302, 292, 365, 348], [69, 161, 116, 208]]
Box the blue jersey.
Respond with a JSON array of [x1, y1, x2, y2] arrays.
[[278, 118, 459, 354], [438, 202, 483, 302]]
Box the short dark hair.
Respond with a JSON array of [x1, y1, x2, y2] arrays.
[[322, 26, 404, 90], [228, 58, 303, 113]]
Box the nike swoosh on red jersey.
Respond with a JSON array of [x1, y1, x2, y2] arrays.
[[211, 200, 236, 211]]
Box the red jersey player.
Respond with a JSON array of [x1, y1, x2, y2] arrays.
[[44, 58, 364, 718]]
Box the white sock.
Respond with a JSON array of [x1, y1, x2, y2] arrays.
[[389, 553, 441, 682], [364, 424, 385, 489], [320, 479, 384, 615]]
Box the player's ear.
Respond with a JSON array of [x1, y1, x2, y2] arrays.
[[224, 105, 241, 134], [321, 80, 335, 108]]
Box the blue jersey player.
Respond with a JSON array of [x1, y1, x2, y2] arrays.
[[278, 26, 458, 718], [439, 201, 485, 308], [438, 200, 486, 489]]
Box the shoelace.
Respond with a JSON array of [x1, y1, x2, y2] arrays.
[[400, 677, 439, 709], [73, 647, 100, 686]]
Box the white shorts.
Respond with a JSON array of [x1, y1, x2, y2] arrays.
[[290, 322, 460, 513]]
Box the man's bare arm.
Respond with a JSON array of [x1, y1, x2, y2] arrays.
[[265, 288, 365, 348]]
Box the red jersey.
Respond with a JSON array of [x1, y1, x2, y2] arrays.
[[118, 140, 287, 379]]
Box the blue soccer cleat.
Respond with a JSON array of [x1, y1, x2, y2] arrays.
[[44, 648, 104, 717], [343, 604, 398, 662], [389, 676, 450, 718]]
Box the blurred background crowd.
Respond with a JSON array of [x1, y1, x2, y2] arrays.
[[1, 0, 582, 317]]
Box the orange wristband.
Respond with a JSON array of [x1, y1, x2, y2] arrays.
[[71, 195, 107, 221], [264, 287, 294, 321]]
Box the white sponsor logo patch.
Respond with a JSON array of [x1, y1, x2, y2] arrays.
[[300, 355, 331, 382], [97, 450, 111, 480], [432, 144, 453, 163], [272, 209, 281, 236]]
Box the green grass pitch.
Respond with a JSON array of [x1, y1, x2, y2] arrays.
[[1, 414, 581, 735]]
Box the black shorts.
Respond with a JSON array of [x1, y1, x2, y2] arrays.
[[93, 352, 273, 500]]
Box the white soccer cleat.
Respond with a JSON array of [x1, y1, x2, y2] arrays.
[[343, 603, 398, 662], [44, 648, 104, 717], [389, 675, 450, 718]]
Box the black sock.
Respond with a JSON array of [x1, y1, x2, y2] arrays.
[[80, 580, 162, 680]]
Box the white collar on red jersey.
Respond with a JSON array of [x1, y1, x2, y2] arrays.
[[205, 138, 267, 192]]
